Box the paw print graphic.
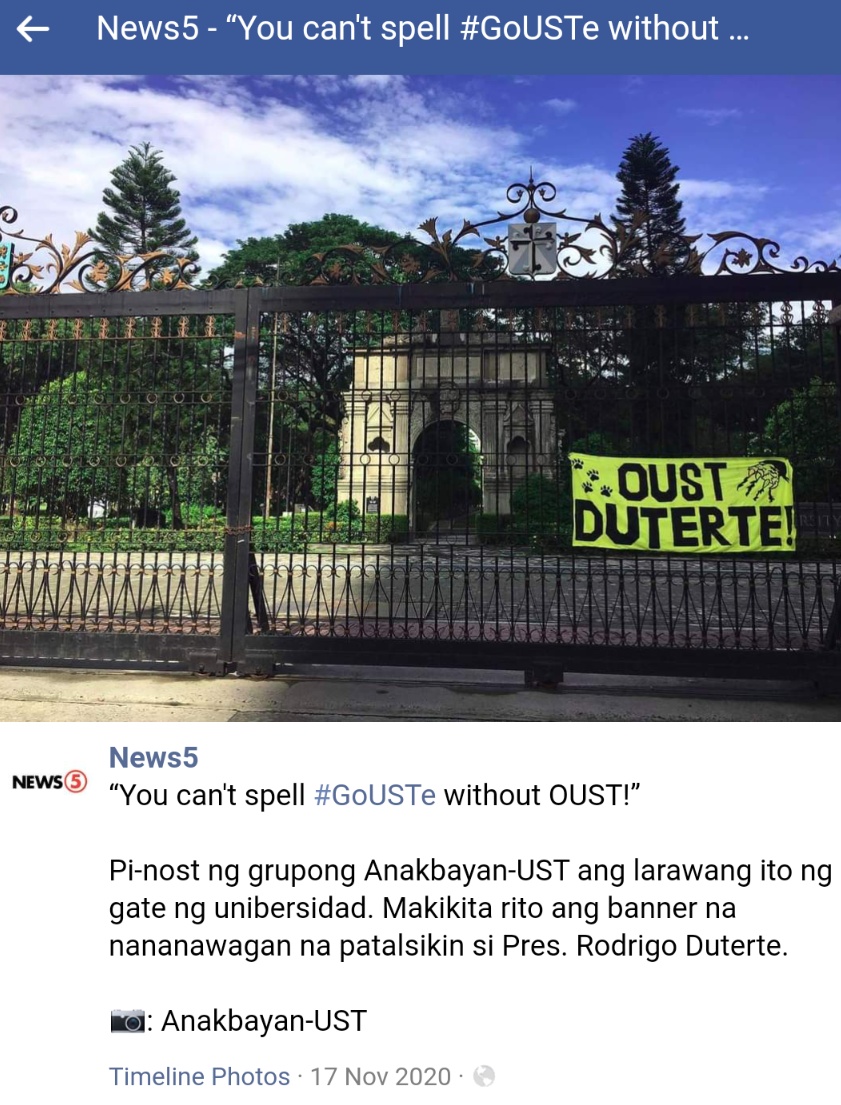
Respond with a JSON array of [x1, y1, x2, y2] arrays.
[[587, 469, 600, 481], [582, 481, 593, 493], [571, 457, 584, 470], [600, 485, 612, 497]]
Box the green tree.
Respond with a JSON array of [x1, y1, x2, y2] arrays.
[[11, 370, 129, 518], [310, 431, 340, 510], [10, 321, 232, 527], [541, 135, 690, 457], [209, 214, 408, 287], [757, 378, 841, 501], [0, 318, 94, 473], [608, 134, 762, 452], [209, 212, 502, 288], [615, 132, 686, 276], [89, 142, 198, 272], [0, 281, 39, 296], [755, 310, 836, 394]]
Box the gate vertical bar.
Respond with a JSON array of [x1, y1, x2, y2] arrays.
[[821, 298, 841, 652], [219, 289, 261, 669]]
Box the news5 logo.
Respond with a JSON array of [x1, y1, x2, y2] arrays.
[[12, 770, 88, 793]]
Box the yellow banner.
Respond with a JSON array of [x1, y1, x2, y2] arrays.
[[570, 454, 796, 553]]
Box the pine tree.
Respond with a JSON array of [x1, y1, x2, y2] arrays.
[[612, 135, 691, 450], [90, 142, 198, 262], [608, 134, 761, 453], [614, 132, 686, 275]]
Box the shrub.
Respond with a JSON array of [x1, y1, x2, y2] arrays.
[[251, 515, 308, 553], [786, 536, 840, 561], [248, 503, 359, 550], [313, 499, 364, 543], [511, 473, 572, 551], [476, 514, 512, 546], [569, 430, 624, 456], [362, 514, 409, 543], [248, 506, 410, 549], [164, 504, 225, 528], [0, 518, 72, 550], [0, 519, 227, 552]]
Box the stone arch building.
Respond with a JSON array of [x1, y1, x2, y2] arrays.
[[336, 317, 558, 535]]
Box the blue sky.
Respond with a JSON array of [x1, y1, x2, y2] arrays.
[[0, 74, 838, 273]]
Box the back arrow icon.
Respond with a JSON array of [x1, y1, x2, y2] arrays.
[[17, 16, 51, 42]]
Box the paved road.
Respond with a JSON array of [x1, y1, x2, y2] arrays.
[[0, 665, 838, 723]]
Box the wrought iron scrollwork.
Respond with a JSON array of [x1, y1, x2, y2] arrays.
[[301, 172, 841, 284], [0, 206, 199, 293], [2, 173, 839, 291], [695, 231, 839, 276]]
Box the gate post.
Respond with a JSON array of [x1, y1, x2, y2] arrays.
[[219, 289, 261, 671]]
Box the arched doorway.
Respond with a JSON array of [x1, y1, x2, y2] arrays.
[[506, 435, 530, 498], [412, 420, 482, 537]]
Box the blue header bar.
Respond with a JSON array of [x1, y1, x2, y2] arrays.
[[2, 1, 837, 75]]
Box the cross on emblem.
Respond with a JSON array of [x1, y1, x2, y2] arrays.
[[507, 222, 557, 276]]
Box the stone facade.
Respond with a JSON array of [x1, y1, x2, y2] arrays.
[[336, 329, 558, 532]]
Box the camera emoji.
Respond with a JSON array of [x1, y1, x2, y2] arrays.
[[111, 1010, 145, 1033]]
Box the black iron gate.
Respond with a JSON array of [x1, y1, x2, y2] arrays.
[[1, 198, 840, 686]]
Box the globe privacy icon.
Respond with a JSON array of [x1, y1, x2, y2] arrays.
[[473, 1066, 495, 1087]]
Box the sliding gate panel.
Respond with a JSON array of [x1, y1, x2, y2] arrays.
[[242, 281, 841, 677]]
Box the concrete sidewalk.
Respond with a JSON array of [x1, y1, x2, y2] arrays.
[[0, 665, 838, 723]]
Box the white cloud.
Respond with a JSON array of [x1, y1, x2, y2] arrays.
[[680, 180, 757, 200], [347, 74, 404, 89], [545, 98, 577, 115], [679, 178, 770, 232], [679, 108, 743, 126], [620, 76, 645, 95], [772, 214, 841, 265]]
